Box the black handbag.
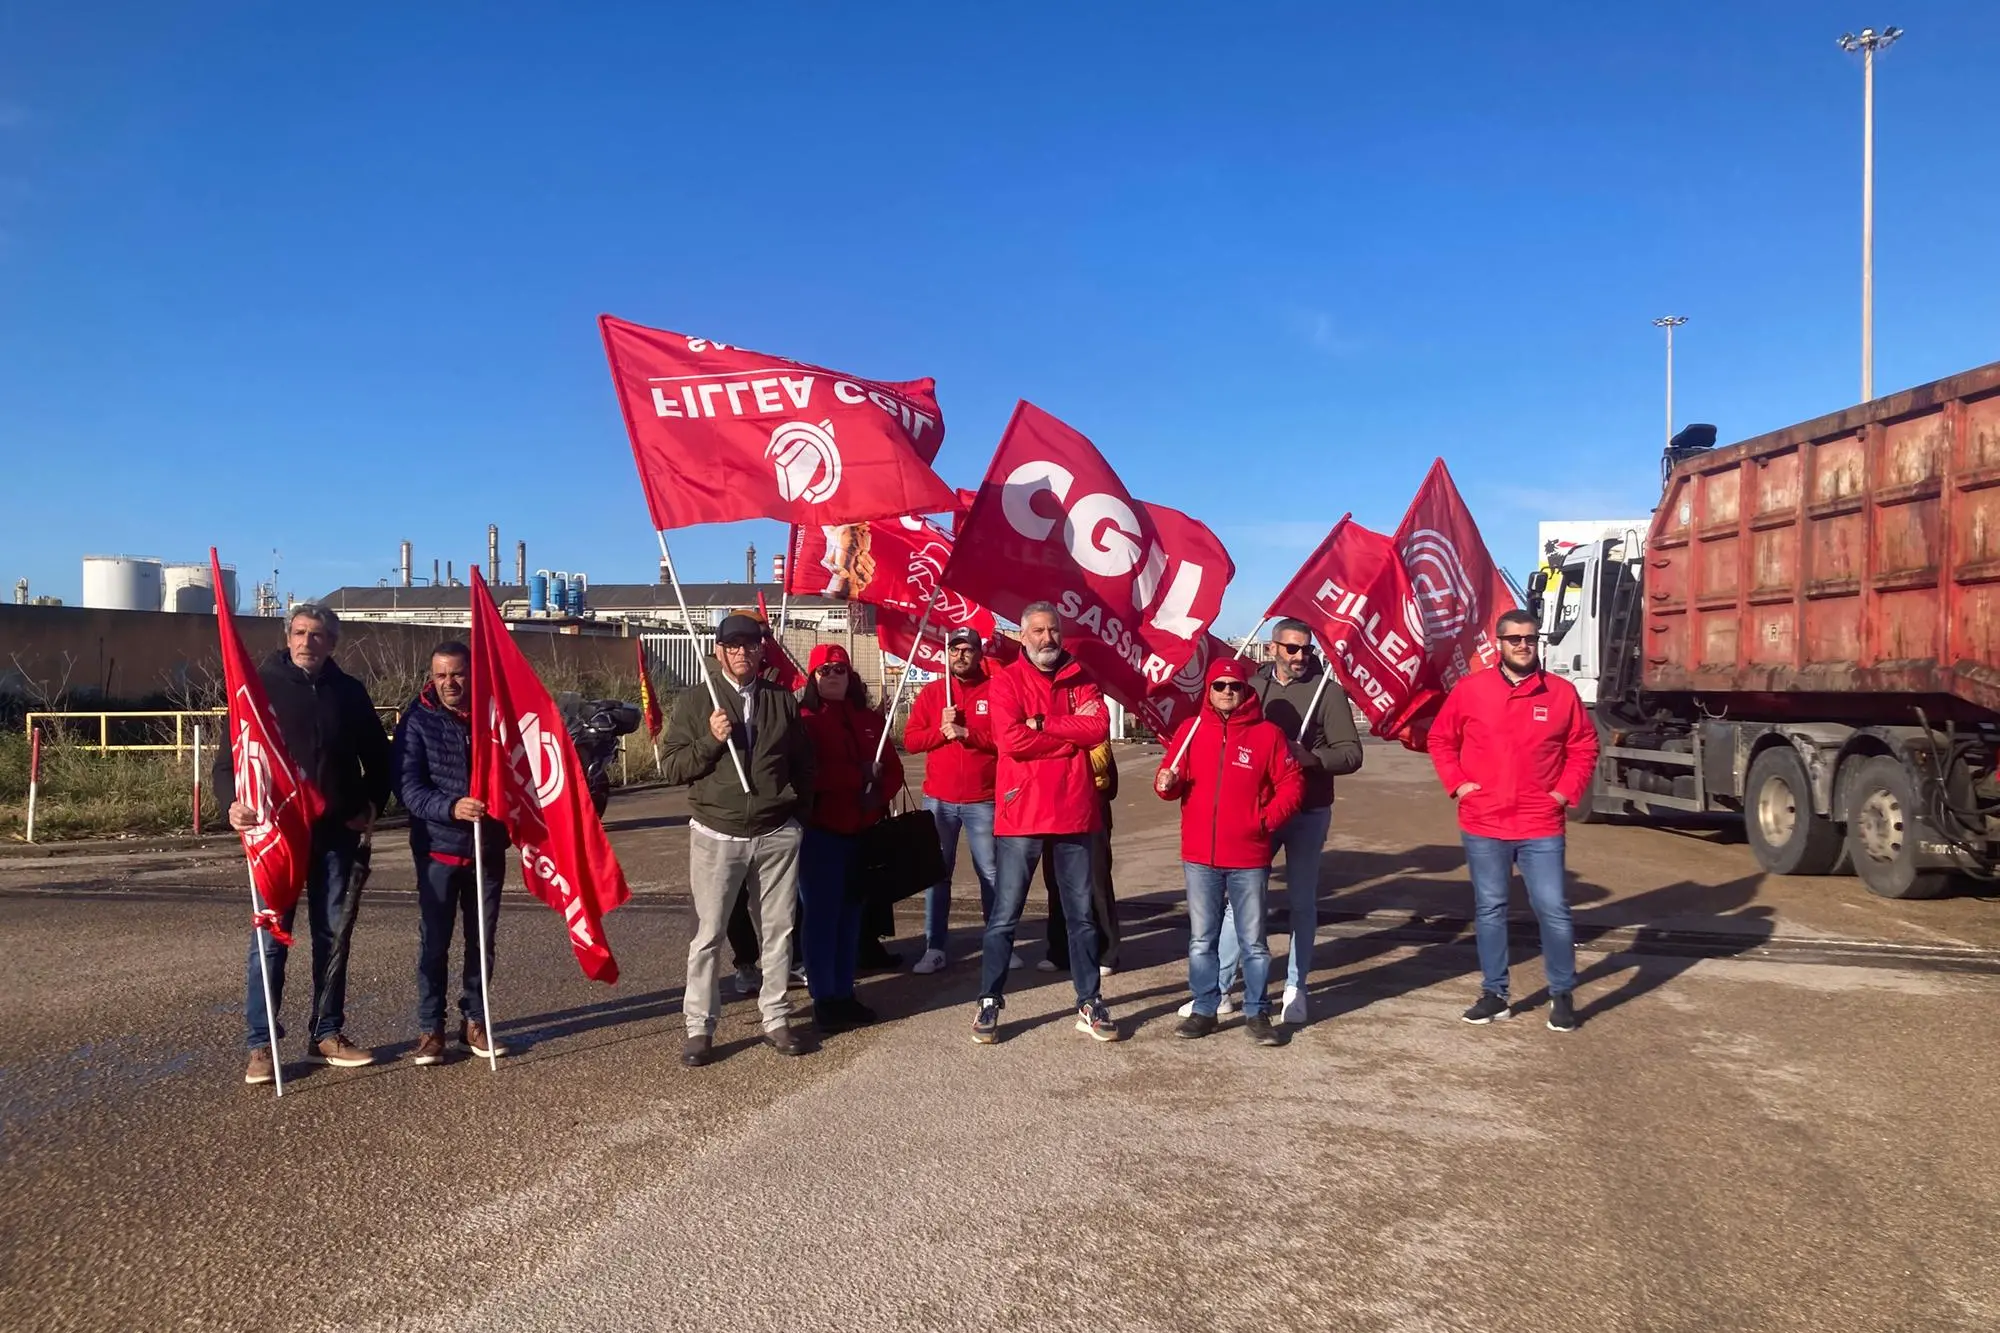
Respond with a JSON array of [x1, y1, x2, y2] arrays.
[[847, 790, 945, 905]]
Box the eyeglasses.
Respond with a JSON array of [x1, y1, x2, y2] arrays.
[[815, 664, 849, 676], [1210, 681, 1245, 694], [1498, 634, 1539, 646], [1273, 641, 1309, 655], [719, 638, 761, 651]]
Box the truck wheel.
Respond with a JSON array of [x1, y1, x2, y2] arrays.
[[1843, 755, 1954, 899], [1745, 746, 1844, 875]]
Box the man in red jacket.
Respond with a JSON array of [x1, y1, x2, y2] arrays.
[[902, 627, 1000, 975], [1427, 609, 1600, 1032], [1155, 656, 1304, 1046], [973, 602, 1120, 1045]]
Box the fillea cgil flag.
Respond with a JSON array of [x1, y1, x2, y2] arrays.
[[599, 315, 956, 529]]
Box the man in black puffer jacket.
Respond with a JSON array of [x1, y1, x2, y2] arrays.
[[213, 603, 393, 1085], [393, 640, 511, 1066]]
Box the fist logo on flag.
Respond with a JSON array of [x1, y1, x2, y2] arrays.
[[1400, 528, 1477, 646], [234, 725, 278, 842], [767, 420, 843, 505], [1169, 635, 1211, 694]]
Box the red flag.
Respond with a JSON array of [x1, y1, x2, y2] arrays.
[[1393, 460, 1521, 691], [1129, 631, 1235, 739], [601, 315, 955, 529], [942, 401, 1234, 708], [468, 570, 630, 983], [1266, 516, 1443, 749], [636, 639, 664, 741], [755, 592, 806, 691], [212, 548, 324, 939]]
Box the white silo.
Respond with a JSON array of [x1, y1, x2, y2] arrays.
[[82, 556, 164, 611], [161, 561, 239, 613]]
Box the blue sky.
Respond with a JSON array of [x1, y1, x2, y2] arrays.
[[4, 3, 1997, 636]]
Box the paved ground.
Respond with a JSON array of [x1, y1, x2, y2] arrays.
[[3, 743, 1997, 1332]]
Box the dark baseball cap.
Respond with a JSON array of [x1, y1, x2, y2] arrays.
[[716, 613, 765, 644], [947, 627, 982, 649]]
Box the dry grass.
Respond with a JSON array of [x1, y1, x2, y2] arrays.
[[0, 731, 203, 842]]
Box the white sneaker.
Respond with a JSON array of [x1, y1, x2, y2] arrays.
[[1176, 993, 1239, 1018], [1279, 986, 1307, 1026], [1099, 965, 1114, 977], [912, 948, 948, 975], [1035, 959, 1058, 972], [788, 965, 808, 989], [728, 967, 761, 997], [1007, 953, 1024, 971]]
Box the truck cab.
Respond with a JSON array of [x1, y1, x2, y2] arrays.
[[1527, 532, 1645, 707]]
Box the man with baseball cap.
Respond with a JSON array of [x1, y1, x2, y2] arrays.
[[659, 612, 816, 1067], [901, 626, 1001, 975]]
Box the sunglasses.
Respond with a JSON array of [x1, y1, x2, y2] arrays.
[[1498, 634, 1539, 646], [1273, 641, 1309, 655], [815, 663, 849, 676], [1210, 680, 1246, 694], [719, 637, 762, 650]]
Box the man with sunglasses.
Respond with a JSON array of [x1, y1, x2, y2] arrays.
[[1428, 609, 1600, 1033], [660, 613, 817, 1067]]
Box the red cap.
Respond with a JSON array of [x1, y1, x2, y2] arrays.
[[807, 643, 851, 674], [1206, 656, 1250, 686]]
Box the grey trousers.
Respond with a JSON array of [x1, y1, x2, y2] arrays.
[[685, 821, 803, 1036]]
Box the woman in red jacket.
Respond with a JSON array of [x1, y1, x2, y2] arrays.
[[797, 644, 905, 1034], [1155, 656, 1304, 1046]]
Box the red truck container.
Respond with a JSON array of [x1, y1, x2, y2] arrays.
[[1535, 360, 2000, 899]]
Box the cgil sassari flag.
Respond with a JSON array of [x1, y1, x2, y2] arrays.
[[468, 570, 631, 983]]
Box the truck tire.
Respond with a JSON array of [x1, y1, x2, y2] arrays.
[[1843, 755, 1954, 899], [1745, 746, 1844, 875]]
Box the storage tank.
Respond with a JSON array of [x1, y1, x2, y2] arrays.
[[82, 556, 164, 611], [552, 572, 569, 615], [530, 570, 550, 615], [161, 561, 238, 613], [568, 573, 586, 615]]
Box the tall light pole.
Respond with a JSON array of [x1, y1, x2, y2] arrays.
[[1839, 25, 1902, 403], [1653, 316, 1687, 451]]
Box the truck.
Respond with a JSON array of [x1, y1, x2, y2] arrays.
[[1527, 361, 2000, 900]]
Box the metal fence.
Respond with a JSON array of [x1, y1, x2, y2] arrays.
[[25, 707, 402, 754], [639, 633, 718, 689]]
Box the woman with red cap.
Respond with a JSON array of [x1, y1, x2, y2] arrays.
[[797, 643, 905, 1033], [1154, 655, 1305, 1045]]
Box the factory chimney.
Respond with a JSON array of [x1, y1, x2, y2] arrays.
[[515, 540, 527, 586], [13, 578, 27, 605], [447, 559, 455, 587], [487, 524, 500, 585], [772, 555, 785, 585], [400, 540, 413, 588], [433, 558, 441, 586], [745, 543, 757, 583], [659, 558, 670, 586]]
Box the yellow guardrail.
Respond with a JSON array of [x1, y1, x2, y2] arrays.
[[24, 707, 403, 754]]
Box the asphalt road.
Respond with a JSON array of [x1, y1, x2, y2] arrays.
[[3, 744, 1997, 1332]]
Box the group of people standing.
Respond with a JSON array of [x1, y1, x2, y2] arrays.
[[227, 597, 1599, 1085]]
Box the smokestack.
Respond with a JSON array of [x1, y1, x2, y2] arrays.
[[488, 524, 500, 585], [400, 540, 413, 587], [745, 543, 757, 583], [659, 558, 670, 586], [13, 578, 27, 605], [433, 558, 441, 586], [772, 555, 784, 585], [447, 559, 454, 586], [516, 540, 527, 586]]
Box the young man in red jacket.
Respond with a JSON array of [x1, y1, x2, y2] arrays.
[[902, 627, 1000, 975], [1155, 656, 1305, 1046], [973, 602, 1120, 1045], [1427, 609, 1601, 1032]]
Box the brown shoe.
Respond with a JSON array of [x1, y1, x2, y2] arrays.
[[681, 1034, 714, 1068], [244, 1047, 276, 1085], [411, 1031, 447, 1066], [306, 1033, 375, 1068], [763, 1023, 809, 1057], [460, 1019, 507, 1059]]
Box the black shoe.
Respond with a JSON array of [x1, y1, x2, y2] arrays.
[[1244, 1014, 1285, 1047], [838, 998, 880, 1027], [813, 1000, 853, 1034], [1547, 993, 1578, 1032], [1461, 992, 1514, 1025], [1175, 1012, 1217, 1040], [971, 998, 1001, 1045], [681, 1034, 713, 1068], [764, 1024, 809, 1056], [857, 941, 902, 973]]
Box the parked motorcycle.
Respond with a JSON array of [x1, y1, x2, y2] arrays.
[[557, 695, 641, 817]]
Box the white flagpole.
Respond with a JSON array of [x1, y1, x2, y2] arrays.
[[1297, 668, 1333, 745], [245, 864, 286, 1098], [875, 587, 938, 768], [471, 816, 498, 1073], [655, 530, 751, 793], [24, 724, 40, 845], [1167, 618, 1272, 772]]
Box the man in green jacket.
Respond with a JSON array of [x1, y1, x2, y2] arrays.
[[660, 614, 816, 1068], [1190, 618, 1364, 1026]]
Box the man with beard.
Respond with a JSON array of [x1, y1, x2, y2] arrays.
[[971, 603, 1119, 1045]]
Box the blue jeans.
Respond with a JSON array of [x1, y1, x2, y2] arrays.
[[244, 823, 363, 1048], [922, 797, 997, 952], [980, 834, 1098, 1007], [1220, 802, 1332, 994], [799, 826, 863, 1002], [1463, 833, 1576, 999], [414, 851, 504, 1032], [1186, 864, 1271, 1017]]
